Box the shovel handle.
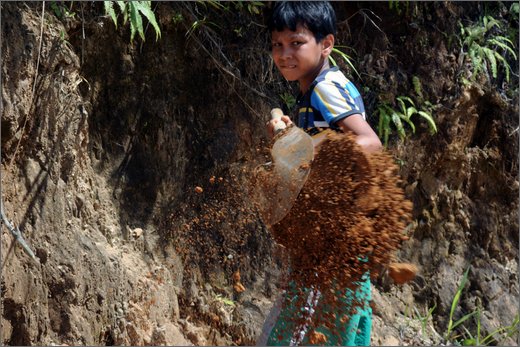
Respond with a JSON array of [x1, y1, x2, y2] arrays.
[[271, 108, 287, 134]]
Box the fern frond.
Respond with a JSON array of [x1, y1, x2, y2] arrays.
[[417, 111, 438, 134], [134, 1, 161, 41], [493, 51, 512, 82], [391, 113, 406, 140], [104, 1, 118, 28], [483, 47, 498, 78], [399, 112, 416, 133], [412, 76, 423, 99], [116, 1, 128, 25], [483, 15, 499, 31], [468, 45, 482, 79], [406, 106, 418, 119], [488, 38, 518, 59], [129, 2, 143, 41], [396, 97, 407, 115]]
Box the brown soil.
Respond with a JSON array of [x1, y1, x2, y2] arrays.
[[270, 130, 413, 331], [388, 263, 418, 285]]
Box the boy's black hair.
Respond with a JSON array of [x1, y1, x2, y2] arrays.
[[267, 1, 336, 42]]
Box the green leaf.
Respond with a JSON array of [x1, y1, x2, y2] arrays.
[[396, 97, 407, 115], [463, 338, 476, 346], [104, 1, 118, 28], [452, 311, 478, 331], [331, 47, 360, 79], [135, 1, 161, 41], [406, 106, 418, 119], [483, 47, 498, 78], [447, 267, 470, 340], [391, 112, 406, 139], [488, 38, 517, 60], [493, 52, 512, 82], [398, 95, 415, 106], [399, 112, 416, 133], [116, 1, 128, 25], [412, 76, 423, 99], [377, 107, 386, 139], [129, 2, 144, 42], [328, 54, 337, 67], [417, 111, 437, 134]]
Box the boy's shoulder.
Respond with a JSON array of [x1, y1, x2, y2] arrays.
[[313, 67, 360, 95], [313, 67, 353, 89]]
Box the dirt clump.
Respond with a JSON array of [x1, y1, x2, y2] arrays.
[[388, 263, 418, 284], [269, 130, 413, 333], [309, 330, 328, 344]]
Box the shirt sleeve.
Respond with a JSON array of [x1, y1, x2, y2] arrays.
[[310, 79, 365, 125]]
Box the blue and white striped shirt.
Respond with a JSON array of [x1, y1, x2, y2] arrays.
[[296, 67, 366, 134]]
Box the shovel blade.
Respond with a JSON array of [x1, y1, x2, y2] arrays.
[[264, 126, 314, 225]]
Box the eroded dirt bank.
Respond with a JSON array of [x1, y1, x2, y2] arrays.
[[1, 2, 518, 346]]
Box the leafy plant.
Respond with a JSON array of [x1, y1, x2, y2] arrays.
[[510, 2, 519, 18], [412, 76, 424, 101], [280, 92, 296, 111], [389, 0, 410, 16], [375, 96, 437, 147], [459, 15, 517, 83], [445, 268, 476, 342], [329, 46, 360, 79], [414, 304, 437, 337], [459, 297, 520, 346], [185, 17, 221, 40], [50, 1, 76, 20], [214, 294, 235, 307], [440, 269, 520, 345], [104, 1, 161, 43]]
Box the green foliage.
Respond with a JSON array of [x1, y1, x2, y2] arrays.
[[233, 1, 265, 15], [445, 268, 475, 342], [375, 96, 437, 147], [104, 1, 161, 43], [413, 304, 437, 337], [443, 268, 520, 345], [510, 2, 519, 18], [459, 15, 517, 83], [50, 1, 76, 20], [461, 302, 519, 346], [329, 47, 360, 79], [186, 17, 221, 40], [405, 267, 519, 345], [389, 0, 410, 16], [412, 76, 424, 101], [280, 92, 296, 111], [214, 294, 235, 307]]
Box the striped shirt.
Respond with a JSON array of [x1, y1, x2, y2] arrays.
[[296, 67, 366, 135]]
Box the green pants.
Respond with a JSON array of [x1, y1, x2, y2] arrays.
[[264, 273, 372, 346]]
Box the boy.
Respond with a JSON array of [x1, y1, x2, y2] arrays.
[[260, 2, 382, 346]]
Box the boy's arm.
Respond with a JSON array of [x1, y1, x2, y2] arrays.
[[336, 114, 382, 153]]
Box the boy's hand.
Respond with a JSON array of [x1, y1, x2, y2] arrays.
[[266, 115, 293, 139]]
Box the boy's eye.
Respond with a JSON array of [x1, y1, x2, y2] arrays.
[[271, 42, 282, 48], [291, 41, 303, 46]]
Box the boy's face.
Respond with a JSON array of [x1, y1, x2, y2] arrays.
[[271, 25, 333, 91]]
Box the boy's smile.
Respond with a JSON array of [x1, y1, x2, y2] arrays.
[[271, 25, 333, 92]]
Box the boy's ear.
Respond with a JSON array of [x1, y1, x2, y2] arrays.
[[321, 34, 334, 56]]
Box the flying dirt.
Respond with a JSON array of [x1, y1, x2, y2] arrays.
[[262, 130, 414, 338]]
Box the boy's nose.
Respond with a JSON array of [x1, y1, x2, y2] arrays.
[[280, 46, 293, 59]]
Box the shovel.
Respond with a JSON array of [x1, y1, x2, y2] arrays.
[[256, 108, 314, 226]]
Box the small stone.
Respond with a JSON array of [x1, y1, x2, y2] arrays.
[[132, 228, 143, 238]]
